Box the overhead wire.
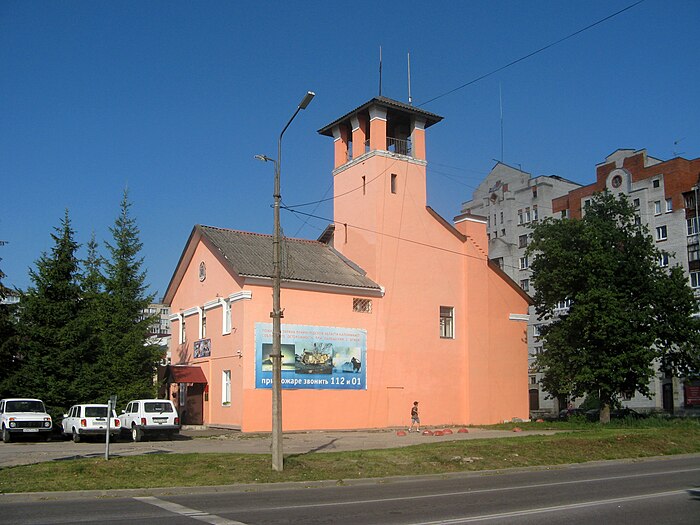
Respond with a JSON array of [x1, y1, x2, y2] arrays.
[[416, 0, 646, 107]]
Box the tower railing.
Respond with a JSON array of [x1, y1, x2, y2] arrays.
[[362, 137, 412, 157]]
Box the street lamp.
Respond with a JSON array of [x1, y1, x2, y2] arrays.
[[256, 90, 315, 472]]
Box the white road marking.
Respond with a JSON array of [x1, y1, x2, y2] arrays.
[[134, 496, 248, 525], [413, 489, 687, 523]]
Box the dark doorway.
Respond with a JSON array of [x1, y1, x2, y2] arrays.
[[184, 383, 205, 425], [529, 388, 540, 410], [662, 383, 674, 414]]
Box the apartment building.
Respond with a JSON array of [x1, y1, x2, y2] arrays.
[[460, 163, 581, 412]]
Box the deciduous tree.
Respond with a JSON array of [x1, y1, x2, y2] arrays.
[[527, 192, 700, 422]]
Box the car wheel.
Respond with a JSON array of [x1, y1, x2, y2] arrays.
[[132, 425, 143, 442], [72, 429, 81, 443], [2, 426, 11, 443]]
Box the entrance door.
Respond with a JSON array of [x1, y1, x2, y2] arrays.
[[662, 383, 674, 414], [185, 384, 205, 425], [529, 388, 540, 411]]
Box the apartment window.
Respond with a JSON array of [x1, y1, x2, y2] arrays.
[[555, 299, 572, 311], [653, 178, 661, 188], [633, 198, 640, 208], [520, 279, 530, 292], [525, 207, 531, 223], [688, 244, 700, 262], [519, 256, 529, 270], [353, 298, 372, 313], [688, 218, 700, 236], [390, 174, 397, 194], [518, 209, 523, 224], [532, 187, 538, 199], [654, 201, 661, 215], [691, 272, 700, 289], [666, 198, 673, 213], [440, 306, 454, 339], [656, 225, 668, 241], [222, 370, 231, 405], [584, 199, 591, 209], [658, 253, 669, 267], [533, 324, 541, 338], [518, 234, 528, 248], [529, 375, 538, 385], [500, 211, 504, 224], [561, 210, 568, 219], [634, 215, 642, 226], [532, 205, 538, 221], [501, 228, 506, 237], [492, 257, 503, 269]]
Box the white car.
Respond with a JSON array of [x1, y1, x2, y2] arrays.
[[61, 404, 121, 442], [119, 399, 180, 442], [0, 398, 53, 443]]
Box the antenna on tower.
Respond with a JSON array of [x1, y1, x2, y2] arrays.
[[499, 82, 504, 162], [407, 52, 412, 105], [378, 46, 383, 97]]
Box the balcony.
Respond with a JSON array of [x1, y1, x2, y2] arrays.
[[364, 137, 412, 157]]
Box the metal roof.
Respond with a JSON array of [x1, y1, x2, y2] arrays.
[[318, 96, 443, 137], [198, 225, 381, 290]]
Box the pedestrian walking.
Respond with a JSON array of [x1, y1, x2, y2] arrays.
[[409, 401, 420, 432]]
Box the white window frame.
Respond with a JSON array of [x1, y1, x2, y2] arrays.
[[691, 272, 700, 289], [688, 218, 699, 236], [654, 200, 661, 215], [519, 256, 529, 270], [658, 253, 669, 267], [656, 225, 668, 241], [440, 306, 455, 339], [665, 198, 673, 213], [520, 279, 529, 292], [222, 370, 231, 405]]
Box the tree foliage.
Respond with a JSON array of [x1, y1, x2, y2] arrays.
[[527, 192, 700, 422], [1, 192, 164, 413]]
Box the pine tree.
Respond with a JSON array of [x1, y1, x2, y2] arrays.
[[527, 192, 700, 422], [0, 241, 19, 396], [6, 211, 92, 415], [99, 190, 163, 404]]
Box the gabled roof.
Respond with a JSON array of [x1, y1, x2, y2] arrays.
[[318, 96, 443, 137], [164, 225, 381, 303]]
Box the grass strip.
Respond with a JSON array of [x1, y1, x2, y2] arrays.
[[1, 420, 699, 493]]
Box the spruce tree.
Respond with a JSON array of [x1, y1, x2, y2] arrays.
[[0, 242, 19, 396], [6, 211, 91, 415], [100, 190, 163, 403]]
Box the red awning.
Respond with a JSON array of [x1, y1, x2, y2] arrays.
[[168, 366, 207, 384]]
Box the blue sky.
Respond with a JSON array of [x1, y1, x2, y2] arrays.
[[2, 0, 699, 300]]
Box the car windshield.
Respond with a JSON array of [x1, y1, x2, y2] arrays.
[[6, 400, 45, 413], [144, 402, 173, 413], [85, 407, 108, 418]]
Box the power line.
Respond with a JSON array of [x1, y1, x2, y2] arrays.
[[417, 0, 646, 107]]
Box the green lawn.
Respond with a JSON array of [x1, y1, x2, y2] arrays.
[[1, 418, 699, 493]]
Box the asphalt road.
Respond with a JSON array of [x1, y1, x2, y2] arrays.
[[2, 454, 699, 524]]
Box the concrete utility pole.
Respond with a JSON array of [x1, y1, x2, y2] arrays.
[[257, 90, 315, 472]]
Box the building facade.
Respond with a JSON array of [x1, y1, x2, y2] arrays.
[[163, 96, 531, 431], [460, 163, 581, 413], [463, 149, 700, 415]]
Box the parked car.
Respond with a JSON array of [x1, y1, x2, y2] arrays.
[[557, 408, 586, 420], [0, 398, 53, 443], [585, 407, 646, 421], [119, 399, 180, 442], [61, 404, 121, 442]]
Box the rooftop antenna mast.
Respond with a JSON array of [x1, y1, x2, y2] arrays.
[[499, 82, 504, 162], [378, 46, 383, 97], [407, 52, 412, 105]]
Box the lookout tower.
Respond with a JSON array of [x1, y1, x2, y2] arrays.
[[318, 97, 443, 280]]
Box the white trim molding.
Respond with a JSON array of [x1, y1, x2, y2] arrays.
[[509, 313, 529, 322]]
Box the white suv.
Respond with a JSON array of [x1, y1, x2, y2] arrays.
[[119, 399, 180, 442], [61, 404, 121, 442], [0, 398, 53, 443]]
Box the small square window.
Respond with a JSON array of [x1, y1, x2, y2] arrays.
[[353, 298, 372, 313], [633, 198, 640, 207], [653, 178, 661, 188], [518, 234, 528, 248], [520, 279, 529, 292]]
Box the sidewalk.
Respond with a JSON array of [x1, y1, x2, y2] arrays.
[[0, 426, 561, 468]]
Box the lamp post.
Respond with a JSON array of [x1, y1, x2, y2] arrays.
[[256, 90, 315, 472]]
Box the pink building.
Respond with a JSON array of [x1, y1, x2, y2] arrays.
[[163, 97, 531, 431]]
